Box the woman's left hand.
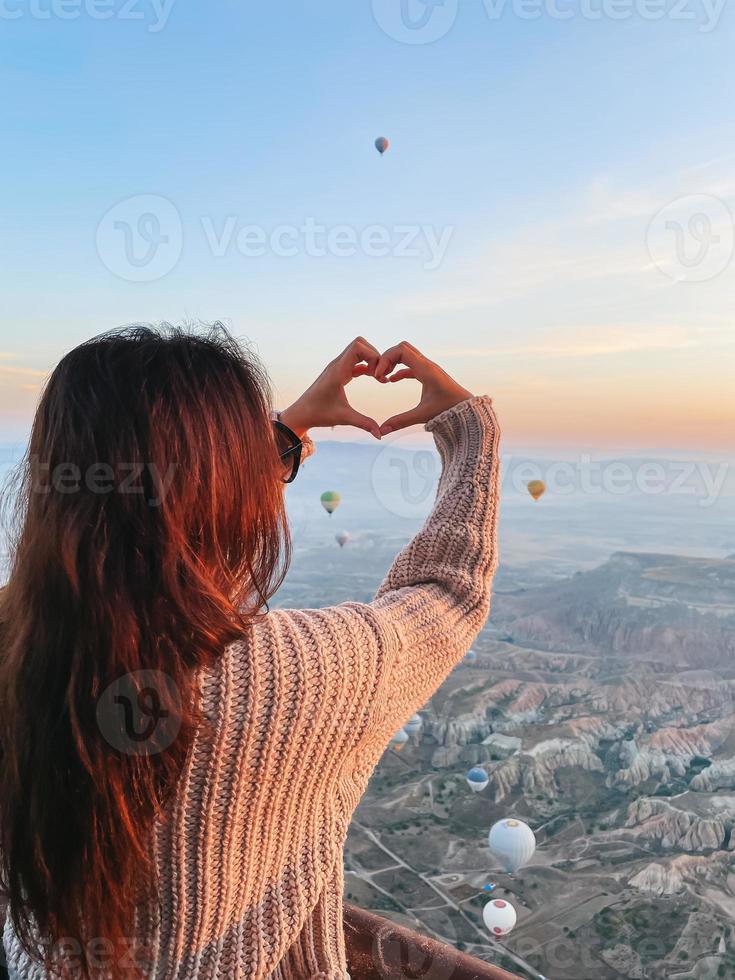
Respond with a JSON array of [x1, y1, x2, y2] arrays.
[[280, 337, 382, 440]]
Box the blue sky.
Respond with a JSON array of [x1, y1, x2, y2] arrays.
[[2, 0, 734, 448]]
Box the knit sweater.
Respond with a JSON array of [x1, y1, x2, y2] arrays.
[[4, 395, 500, 980]]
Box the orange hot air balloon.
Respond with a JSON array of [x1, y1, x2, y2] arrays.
[[375, 136, 390, 155], [527, 480, 546, 502]]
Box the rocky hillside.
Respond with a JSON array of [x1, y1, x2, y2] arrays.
[[349, 552, 735, 980], [490, 552, 735, 668]]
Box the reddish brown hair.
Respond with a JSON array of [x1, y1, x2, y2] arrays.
[[0, 324, 289, 976]]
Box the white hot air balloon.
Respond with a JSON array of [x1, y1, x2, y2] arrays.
[[488, 819, 536, 873], [404, 714, 423, 737], [335, 531, 350, 548], [463, 649, 478, 666], [466, 766, 489, 793], [483, 898, 517, 937], [389, 728, 409, 752]]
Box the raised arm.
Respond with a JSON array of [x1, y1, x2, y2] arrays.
[[273, 341, 500, 769], [363, 391, 500, 749]]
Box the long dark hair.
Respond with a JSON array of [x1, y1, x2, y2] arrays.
[[0, 324, 289, 976]]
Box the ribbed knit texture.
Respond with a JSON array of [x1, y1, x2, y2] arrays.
[[4, 396, 500, 980]]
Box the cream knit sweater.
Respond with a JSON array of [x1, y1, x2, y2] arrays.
[[4, 395, 500, 980]]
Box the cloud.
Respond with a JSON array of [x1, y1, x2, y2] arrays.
[[0, 355, 49, 391], [0, 364, 48, 379], [435, 324, 733, 360], [398, 152, 735, 319]]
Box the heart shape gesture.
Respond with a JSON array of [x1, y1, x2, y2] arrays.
[[280, 338, 472, 440]]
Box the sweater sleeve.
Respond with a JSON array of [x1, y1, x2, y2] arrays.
[[268, 396, 499, 779], [356, 394, 500, 748]]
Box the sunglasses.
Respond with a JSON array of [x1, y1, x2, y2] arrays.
[[273, 419, 303, 484]]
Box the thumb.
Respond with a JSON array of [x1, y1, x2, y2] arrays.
[[343, 408, 382, 440], [380, 405, 427, 436]]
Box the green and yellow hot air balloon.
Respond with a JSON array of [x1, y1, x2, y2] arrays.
[[320, 491, 341, 516]]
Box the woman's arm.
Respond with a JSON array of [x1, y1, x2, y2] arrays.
[[270, 341, 499, 768], [361, 387, 499, 755]]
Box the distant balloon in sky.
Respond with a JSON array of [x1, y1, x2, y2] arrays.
[[483, 899, 517, 937], [375, 136, 390, 155], [466, 766, 489, 793], [336, 531, 350, 548], [320, 491, 341, 515], [488, 819, 536, 873], [389, 728, 409, 751], [404, 714, 423, 737], [527, 480, 546, 502]]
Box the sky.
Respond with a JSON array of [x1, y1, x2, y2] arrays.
[[1, 0, 734, 450]]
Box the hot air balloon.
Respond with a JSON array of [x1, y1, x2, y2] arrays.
[[404, 714, 423, 737], [375, 136, 390, 155], [466, 766, 489, 793], [527, 480, 546, 502], [488, 819, 536, 873], [389, 728, 409, 752], [464, 649, 478, 666], [320, 491, 341, 516], [483, 883, 497, 893], [483, 899, 517, 937], [336, 531, 350, 548]]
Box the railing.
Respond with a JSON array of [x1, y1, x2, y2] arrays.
[[344, 903, 523, 980]]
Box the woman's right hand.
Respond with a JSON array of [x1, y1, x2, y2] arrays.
[[375, 341, 473, 435], [280, 337, 382, 440]]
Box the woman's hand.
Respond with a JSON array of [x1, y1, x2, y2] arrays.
[[375, 341, 473, 435], [280, 337, 382, 440]]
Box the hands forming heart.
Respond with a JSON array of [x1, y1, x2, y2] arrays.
[[280, 338, 473, 440]]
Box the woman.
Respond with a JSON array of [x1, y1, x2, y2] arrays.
[[0, 326, 500, 979]]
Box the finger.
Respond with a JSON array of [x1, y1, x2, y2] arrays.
[[386, 368, 416, 383], [375, 342, 423, 382], [351, 363, 373, 378], [380, 405, 427, 436], [348, 337, 381, 376], [341, 408, 382, 440]]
